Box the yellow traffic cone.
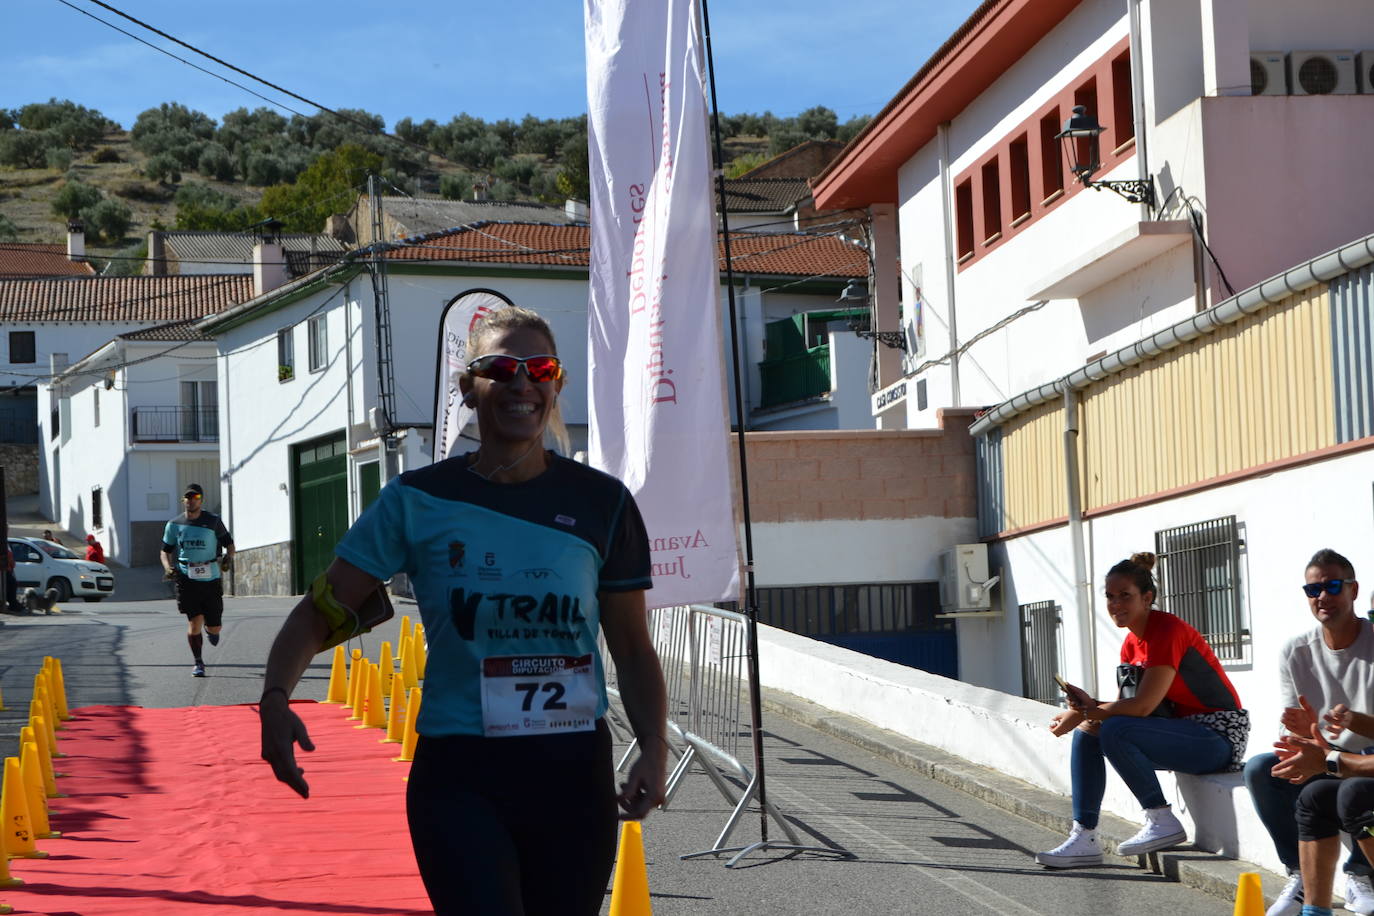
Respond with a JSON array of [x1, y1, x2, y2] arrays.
[[20, 743, 57, 840], [50, 659, 70, 721], [28, 699, 60, 759], [1233, 872, 1263, 916], [19, 726, 59, 799], [0, 821, 21, 884], [378, 641, 394, 695], [345, 649, 363, 712], [414, 625, 427, 680], [33, 676, 59, 732], [397, 614, 411, 650], [323, 646, 347, 704], [28, 717, 63, 782], [348, 660, 369, 721], [0, 680, 7, 712], [1, 756, 46, 859], [609, 820, 652, 915], [356, 662, 386, 729], [399, 638, 420, 691], [381, 672, 407, 744], [394, 688, 422, 762]]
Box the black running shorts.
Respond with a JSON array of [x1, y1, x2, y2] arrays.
[[406, 719, 618, 915], [174, 576, 224, 626]]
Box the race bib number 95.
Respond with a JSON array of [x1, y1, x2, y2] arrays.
[[480, 654, 598, 737]]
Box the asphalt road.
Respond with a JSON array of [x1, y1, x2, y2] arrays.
[[0, 595, 1236, 915]]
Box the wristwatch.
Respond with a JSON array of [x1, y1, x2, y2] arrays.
[[1327, 749, 1343, 777]]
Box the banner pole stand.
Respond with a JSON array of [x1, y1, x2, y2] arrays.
[[697, 0, 850, 867]]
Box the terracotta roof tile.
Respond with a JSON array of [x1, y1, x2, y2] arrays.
[[386, 222, 865, 278], [0, 244, 98, 278], [0, 275, 256, 323], [118, 319, 210, 342]]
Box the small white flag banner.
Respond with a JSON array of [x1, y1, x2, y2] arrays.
[[432, 288, 514, 464], [584, 0, 741, 607]]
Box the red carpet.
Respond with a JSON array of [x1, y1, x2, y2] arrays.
[[3, 702, 431, 914]]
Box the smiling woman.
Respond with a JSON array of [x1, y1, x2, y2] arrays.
[[260, 304, 668, 916]]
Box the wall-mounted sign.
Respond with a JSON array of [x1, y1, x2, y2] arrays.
[[871, 377, 908, 415]]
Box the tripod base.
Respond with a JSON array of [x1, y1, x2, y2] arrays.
[[682, 840, 852, 869]]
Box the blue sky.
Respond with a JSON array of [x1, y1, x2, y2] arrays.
[[5, 0, 981, 130]]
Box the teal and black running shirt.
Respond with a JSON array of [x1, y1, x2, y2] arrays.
[[161, 511, 233, 581], [335, 454, 652, 739]]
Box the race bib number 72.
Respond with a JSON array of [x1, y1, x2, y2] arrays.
[[480, 654, 598, 737]]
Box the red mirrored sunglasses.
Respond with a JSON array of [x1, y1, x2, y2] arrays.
[[467, 353, 564, 384]]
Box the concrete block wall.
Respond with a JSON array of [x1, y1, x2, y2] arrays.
[[736, 407, 979, 523]]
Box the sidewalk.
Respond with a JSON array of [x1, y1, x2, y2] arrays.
[[761, 688, 1294, 908]]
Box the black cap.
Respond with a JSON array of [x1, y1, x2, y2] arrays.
[[184, 484, 204, 498]]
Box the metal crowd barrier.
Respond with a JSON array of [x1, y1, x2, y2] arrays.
[[601, 603, 811, 865]]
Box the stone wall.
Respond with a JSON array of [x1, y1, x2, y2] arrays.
[[735, 407, 978, 523], [0, 445, 39, 495], [231, 540, 293, 596]]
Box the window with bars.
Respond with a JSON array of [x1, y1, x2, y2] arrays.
[[1154, 515, 1247, 661], [1019, 600, 1064, 705]]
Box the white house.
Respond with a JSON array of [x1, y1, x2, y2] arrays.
[[198, 220, 867, 595], [0, 273, 254, 509], [806, 0, 1374, 871], [42, 320, 224, 568]]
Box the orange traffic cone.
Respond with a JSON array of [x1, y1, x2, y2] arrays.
[[323, 646, 347, 704], [357, 662, 386, 729], [608, 820, 652, 915], [382, 672, 407, 744], [399, 637, 420, 691], [414, 625, 427, 679], [1233, 872, 1263, 916], [49, 659, 70, 721], [19, 726, 59, 799], [378, 641, 394, 695], [394, 688, 422, 762], [1, 757, 45, 859], [19, 743, 57, 840]]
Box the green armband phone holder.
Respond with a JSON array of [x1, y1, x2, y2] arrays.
[[312, 572, 396, 651]]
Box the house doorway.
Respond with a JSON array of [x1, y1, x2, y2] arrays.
[[291, 431, 348, 593]]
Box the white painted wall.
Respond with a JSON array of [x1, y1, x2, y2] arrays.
[[1, 322, 152, 389], [752, 515, 978, 589], [988, 446, 1374, 845]]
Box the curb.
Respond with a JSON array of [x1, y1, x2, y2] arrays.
[[761, 687, 1297, 908]]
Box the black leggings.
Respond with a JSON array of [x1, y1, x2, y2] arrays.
[[406, 720, 619, 916], [1296, 776, 1374, 840]]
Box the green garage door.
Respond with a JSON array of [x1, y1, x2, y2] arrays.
[[292, 432, 348, 593]]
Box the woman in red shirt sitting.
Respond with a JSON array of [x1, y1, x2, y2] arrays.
[[1036, 552, 1250, 868]]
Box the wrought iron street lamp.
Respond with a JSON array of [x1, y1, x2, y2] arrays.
[[1055, 105, 1155, 207], [839, 280, 906, 351]]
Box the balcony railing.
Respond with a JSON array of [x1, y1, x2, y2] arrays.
[[131, 406, 219, 443], [758, 345, 831, 408]]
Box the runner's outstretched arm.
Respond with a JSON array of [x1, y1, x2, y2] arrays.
[[260, 558, 380, 798], [601, 589, 668, 819]]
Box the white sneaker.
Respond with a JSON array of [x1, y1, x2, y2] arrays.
[[1345, 872, 1374, 915], [1265, 870, 1303, 916], [1035, 822, 1103, 868], [1116, 806, 1188, 856]]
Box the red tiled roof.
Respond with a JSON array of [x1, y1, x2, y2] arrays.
[[0, 275, 255, 323], [118, 319, 210, 342], [0, 244, 98, 278], [386, 222, 866, 278]]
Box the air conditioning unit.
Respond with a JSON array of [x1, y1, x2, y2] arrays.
[[938, 543, 998, 612], [1250, 51, 1287, 96], [1358, 51, 1374, 94], [1288, 51, 1358, 95]]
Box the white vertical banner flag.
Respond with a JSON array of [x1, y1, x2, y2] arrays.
[[584, 0, 742, 607], [432, 288, 514, 463]]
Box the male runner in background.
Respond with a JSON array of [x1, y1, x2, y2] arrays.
[[161, 484, 234, 677]]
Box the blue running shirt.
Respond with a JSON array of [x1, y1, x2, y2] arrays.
[[161, 511, 233, 581], [335, 454, 652, 738]]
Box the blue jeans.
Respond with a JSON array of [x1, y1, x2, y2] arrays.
[[1071, 716, 1232, 829], [1244, 751, 1372, 876]]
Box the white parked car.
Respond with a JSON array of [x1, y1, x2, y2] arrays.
[[7, 536, 116, 602]]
